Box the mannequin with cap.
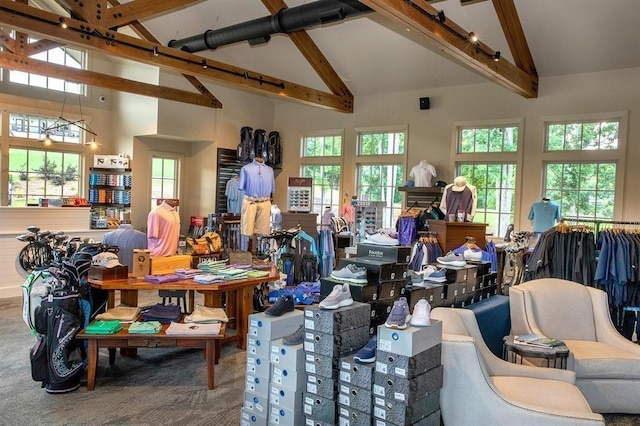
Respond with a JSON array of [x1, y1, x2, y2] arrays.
[[440, 176, 477, 221]]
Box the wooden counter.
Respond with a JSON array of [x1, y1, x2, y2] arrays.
[[427, 220, 488, 252]]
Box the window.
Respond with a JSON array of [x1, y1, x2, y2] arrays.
[[8, 39, 85, 94], [300, 132, 343, 217], [8, 148, 80, 206], [9, 113, 81, 143], [546, 121, 618, 151], [455, 122, 521, 236], [355, 127, 406, 228], [151, 156, 179, 210]]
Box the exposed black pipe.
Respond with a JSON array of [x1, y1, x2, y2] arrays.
[[168, 0, 372, 53]]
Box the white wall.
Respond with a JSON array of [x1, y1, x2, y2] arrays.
[[273, 67, 640, 230]]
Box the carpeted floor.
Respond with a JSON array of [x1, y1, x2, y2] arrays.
[[2, 292, 640, 425]]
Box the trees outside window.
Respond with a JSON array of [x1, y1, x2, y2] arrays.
[[300, 132, 343, 218], [151, 156, 180, 210]]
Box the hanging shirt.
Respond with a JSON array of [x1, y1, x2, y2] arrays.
[[321, 208, 335, 229], [409, 161, 437, 187], [528, 200, 561, 233], [238, 159, 275, 199], [225, 177, 244, 214], [147, 201, 180, 257], [441, 183, 477, 216], [271, 204, 282, 231], [340, 201, 355, 223]]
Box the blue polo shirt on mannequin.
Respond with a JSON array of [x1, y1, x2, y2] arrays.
[[528, 199, 561, 233], [238, 159, 274, 198]]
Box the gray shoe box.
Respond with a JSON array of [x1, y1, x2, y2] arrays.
[[305, 352, 338, 379], [241, 407, 268, 426], [423, 282, 446, 303], [304, 303, 371, 335], [373, 389, 440, 424], [375, 344, 441, 379], [306, 373, 337, 399], [304, 326, 370, 357], [340, 353, 375, 389], [321, 278, 378, 303], [438, 265, 468, 284], [373, 297, 394, 322], [356, 242, 412, 264], [272, 364, 307, 391], [373, 365, 443, 405], [404, 285, 427, 309], [338, 405, 372, 426], [378, 279, 405, 300], [377, 320, 442, 357], [245, 372, 270, 396], [268, 403, 303, 426], [304, 417, 334, 426], [338, 382, 373, 414], [247, 336, 272, 359], [373, 411, 441, 426], [303, 393, 337, 424], [249, 310, 304, 341], [270, 339, 304, 370], [247, 354, 270, 377], [244, 389, 269, 417], [340, 258, 407, 282], [270, 382, 304, 412]]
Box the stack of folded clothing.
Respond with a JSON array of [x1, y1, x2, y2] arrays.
[[128, 321, 162, 334], [144, 274, 181, 284], [142, 303, 182, 323], [85, 320, 123, 334], [175, 268, 202, 279], [184, 305, 229, 323], [197, 259, 228, 273], [218, 267, 248, 280], [193, 274, 226, 284], [165, 322, 221, 335], [95, 305, 141, 322], [246, 270, 270, 279]]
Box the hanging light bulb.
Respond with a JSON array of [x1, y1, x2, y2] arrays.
[[469, 32, 478, 43], [43, 133, 53, 146]]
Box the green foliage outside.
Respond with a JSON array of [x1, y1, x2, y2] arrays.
[[460, 126, 518, 153], [359, 132, 405, 155], [547, 122, 618, 151], [303, 136, 342, 157]]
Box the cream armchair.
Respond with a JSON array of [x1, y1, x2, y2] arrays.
[[510, 278, 640, 414], [431, 307, 604, 425]]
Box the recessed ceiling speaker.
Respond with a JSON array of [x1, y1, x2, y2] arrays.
[[420, 97, 430, 110]]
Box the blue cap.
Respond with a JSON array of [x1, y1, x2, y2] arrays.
[[405, 180, 415, 187]]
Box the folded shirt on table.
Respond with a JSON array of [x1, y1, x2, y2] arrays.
[[85, 320, 123, 335], [184, 305, 229, 323], [165, 322, 221, 335], [246, 270, 270, 278], [95, 305, 141, 322], [142, 303, 182, 323], [128, 321, 162, 334], [144, 274, 181, 284], [193, 274, 226, 284]]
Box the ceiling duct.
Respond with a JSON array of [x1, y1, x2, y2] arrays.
[[168, 0, 372, 53]]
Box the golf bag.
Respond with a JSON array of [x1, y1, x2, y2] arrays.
[[253, 129, 268, 162], [238, 126, 253, 162], [268, 131, 281, 167]]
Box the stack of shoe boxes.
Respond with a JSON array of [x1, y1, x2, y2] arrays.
[[269, 335, 306, 425], [467, 261, 498, 302], [373, 320, 443, 425], [319, 276, 378, 335], [241, 310, 303, 426], [302, 303, 371, 425], [337, 351, 377, 425]]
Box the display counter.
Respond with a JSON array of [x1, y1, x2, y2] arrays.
[[427, 220, 488, 252]]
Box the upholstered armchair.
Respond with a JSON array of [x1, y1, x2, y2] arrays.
[[431, 307, 604, 425], [510, 278, 640, 414]]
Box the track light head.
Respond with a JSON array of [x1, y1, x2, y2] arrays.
[[494, 51, 501, 61], [438, 10, 446, 22], [469, 32, 478, 43]]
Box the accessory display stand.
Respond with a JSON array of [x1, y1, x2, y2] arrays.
[[287, 177, 312, 213], [353, 200, 385, 243]]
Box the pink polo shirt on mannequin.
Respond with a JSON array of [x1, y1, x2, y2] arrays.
[[147, 201, 180, 257]]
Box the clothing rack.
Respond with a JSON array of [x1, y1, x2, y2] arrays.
[[561, 217, 640, 237]]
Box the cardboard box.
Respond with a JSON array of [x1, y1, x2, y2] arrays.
[[303, 392, 337, 424], [338, 382, 373, 414], [249, 310, 303, 341], [241, 407, 268, 426], [270, 339, 305, 370], [372, 390, 440, 425], [270, 383, 304, 412], [440, 265, 468, 284], [338, 405, 372, 426], [377, 320, 442, 357], [403, 286, 427, 310], [88, 265, 128, 281], [272, 365, 307, 391], [268, 404, 303, 426], [245, 372, 269, 396], [320, 278, 378, 303], [303, 326, 370, 357], [422, 283, 446, 304], [467, 261, 491, 276], [356, 243, 412, 264], [306, 373, 337, 400], [373, 366, 443, 404], [305, 352, 338, 379], [340, 353, 376, 390], [303, 303, 371, 335], [375, 344, 441, 379], [377, 280, 404, 300], [149, 255, 191, 275], [132, 249, 150, 278], [246, 355, 270, 378], [244, 390, 269, 417], [340, 258, 406, 282]]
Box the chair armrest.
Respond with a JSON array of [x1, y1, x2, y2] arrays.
[[590, 288, 640, 356]]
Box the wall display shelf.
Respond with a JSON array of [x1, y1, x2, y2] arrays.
[[398, 186, 443, 208], [354, 200, 385, 243], [88, 167, 131, 229]]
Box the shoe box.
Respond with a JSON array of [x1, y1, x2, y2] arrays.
[[446, 282, 467, 300], [303, 326, 370, 357], [373, 410, 441, 426], [435, 264, 469, 284], [372, 298, 394, 324], [303, 393, 337, 424], [340, 258, 407, 282], [356, 242, 412, 264], [270, 339, 304, 370], [270, 382, 304, 412], [373, 365, 443, 405], [479, 272, 498, 289], [305, 352, 338, 379], [375, 344, 441, 380], [247, 336, 272, 359], [373, 390, 440, 426], [241, 407, 268, 426], [303, 303, 371, 335], [340, 353, 376, 390], [246, 372, 270, 396], [378, 279, 405, 300], [268, 404, 303, 426], [306, 373, 338, 400], [338, 382, 373, 414], [247, 354, 270, 377], [423, 283, 446, 304], [249, 310, 304, 342], [377, 320, 442, 357], [481, 284, 499, 299], [338, 404, 372, 426], [466, 260, 491, 276], [244, 389, 269, 417], [320, 278, 378, 303], [272, 364, 306, 391]]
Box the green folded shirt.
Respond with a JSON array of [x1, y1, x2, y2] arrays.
[[85, 320, 123, 335]]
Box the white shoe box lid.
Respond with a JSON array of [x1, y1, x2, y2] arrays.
[[249, 310, 304, 341], [377, 320, 442, 357], [270, 338, 304, 370]]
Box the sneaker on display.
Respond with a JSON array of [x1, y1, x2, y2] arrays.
[[409, 299, 432, 327], [384, 297, 411, 329], [264, 295, 295, 316], [330, 264, 368, 284], [283, 324, 305, 346], [436, 251, 466, 267], [364, 231, 399, 246], [354, 334, 378, 364], [463, 249, 483, 262], [407, 270, 425, 286], [319, 283, 354, 310], [423, 266, 447, 283]]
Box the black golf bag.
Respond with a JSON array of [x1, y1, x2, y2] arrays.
[[253, 129, 268, 162], [238, 126, 253, 162]]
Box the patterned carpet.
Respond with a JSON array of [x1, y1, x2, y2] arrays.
[[2, 291, 639, 425]]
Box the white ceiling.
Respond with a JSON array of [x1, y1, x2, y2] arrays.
[[135, 0, 640, 97]]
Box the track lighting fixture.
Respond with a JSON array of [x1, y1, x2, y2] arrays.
[[438, 10, 446, 22], [469, 32, 478, 43], [494, 51, 501, 61], [201, 59, 208, 69], [152, 46, 159, 56], [59, 18, 68, 29]]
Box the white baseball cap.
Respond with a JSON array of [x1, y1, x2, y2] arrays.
[[92, 252, 123, 268]]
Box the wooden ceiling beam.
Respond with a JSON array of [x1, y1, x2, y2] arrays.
[[103, 0, 203, 30], [107, 0, 221, 107], [0, 0, 353, 112], [24, 38, 63, 56], [491, 0, 537, 77], [0, 50, 220, 108], [261, 0, 353, 99], [0, 28, 15, 52], [359, 0, 538, 98]]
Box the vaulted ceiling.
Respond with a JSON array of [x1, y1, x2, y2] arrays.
[[0, 0, 639, 113]]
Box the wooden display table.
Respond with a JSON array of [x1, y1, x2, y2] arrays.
[[87, 272, 279, 350], [77, 320, 226, 390], [427, 220, 488, 252]]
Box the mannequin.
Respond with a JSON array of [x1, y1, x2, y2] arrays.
[[440, 176, 477, 221], [239, 157, 275, 236], [340, 195, 356, 224], [147, 200, 180, 257], [528, 197, 561, 233], [409, 160, 437, 187], [225, 174, 243, 214], [103, 223, 148, 272], [321, 206, 336, 229]]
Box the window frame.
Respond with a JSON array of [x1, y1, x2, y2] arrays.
[[150, 153, 182, 211]]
